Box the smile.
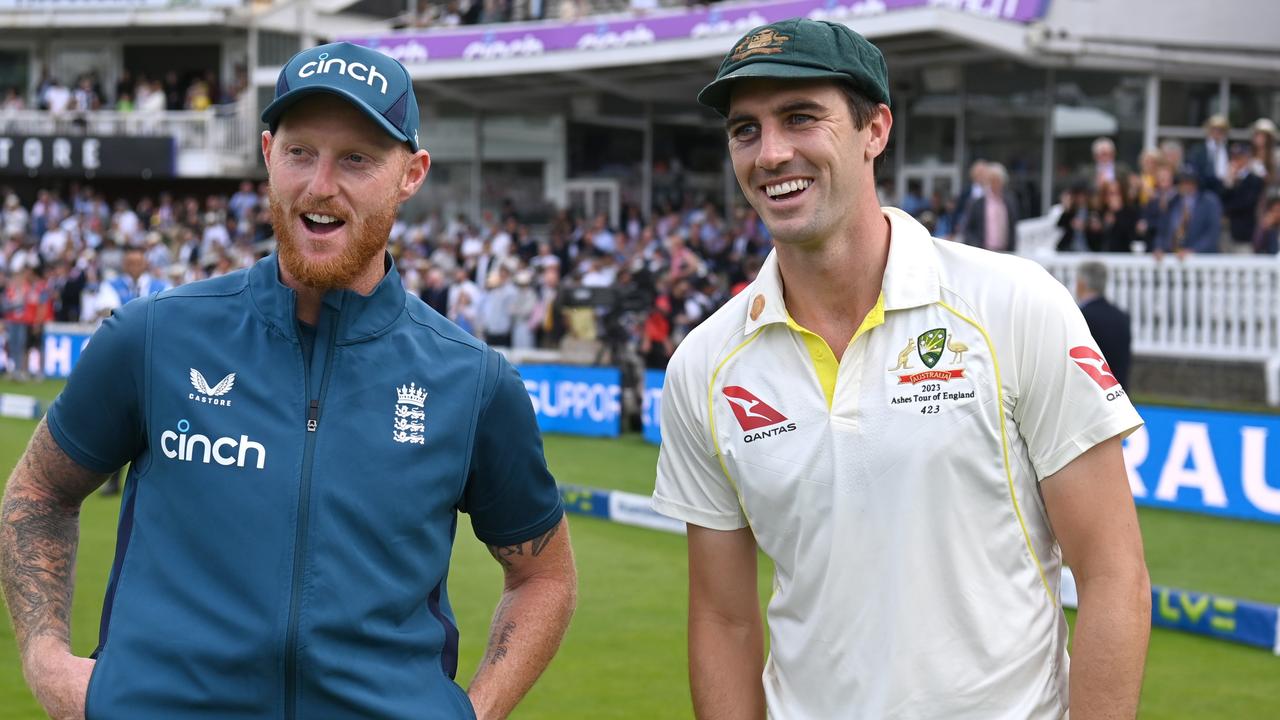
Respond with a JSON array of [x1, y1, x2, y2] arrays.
[[764, 178, 813, 199], [301, 212, 346, 234]]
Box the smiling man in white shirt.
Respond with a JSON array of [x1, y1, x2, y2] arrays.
[[652, 18, 1151, 720]]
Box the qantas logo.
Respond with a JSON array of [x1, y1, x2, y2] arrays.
[[722, 385, 794, 441], [1069, 346, 1120, 390]]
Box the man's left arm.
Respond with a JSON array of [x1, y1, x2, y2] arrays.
[[1042, 435, 1150, 720], [468, 518, 576, 720]]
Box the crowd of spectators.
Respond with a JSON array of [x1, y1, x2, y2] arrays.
[[0, 180, 770, 380], [2, 67, 248, 118], [4, 113, 1279, 381], [1053, 115, 1280, 257]]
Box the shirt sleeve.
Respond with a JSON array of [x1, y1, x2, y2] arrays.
[[652, 341, 748, 531], [1009, 267, 1144, 480], [45, 298, 148, 473], [461, 350, 564, 547]]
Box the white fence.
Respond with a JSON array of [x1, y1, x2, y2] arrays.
[[1015, 210, 1280, 405]]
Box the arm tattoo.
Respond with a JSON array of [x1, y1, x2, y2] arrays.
[[0, 419, 109, 658], [487, 621, 517, 666], [486, 522, 561, 570]]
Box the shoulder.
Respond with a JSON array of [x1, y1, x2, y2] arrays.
[[155, 268, 249, 302], [665, 288, 753, 391], [403, 291, 487, 353]]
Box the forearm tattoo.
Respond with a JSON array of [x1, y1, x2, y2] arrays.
[[0, 420, 107, 658], [486, 522, 560, 570]]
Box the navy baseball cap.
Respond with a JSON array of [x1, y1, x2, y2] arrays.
[[262, 41, 420, 151]]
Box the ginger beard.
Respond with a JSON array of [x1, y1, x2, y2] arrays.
[[269, 188, 397, 290]]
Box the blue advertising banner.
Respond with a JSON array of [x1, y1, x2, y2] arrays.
[[1125, 405, 1280, 524], [641, 369, 664, 445], [518, 364, 622, 438], [1151, 585, 1279, 653], [41, 323, 94, 380]]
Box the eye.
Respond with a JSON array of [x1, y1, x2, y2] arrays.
[[787, 113, 815, 126], [286, 146, 305, 156], [347, 153, 367, 164], [729, 122, 759, 141]]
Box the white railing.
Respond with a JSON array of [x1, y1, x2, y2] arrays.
[[0, 102, 256, 158], [1034, 251, 1280, 405]]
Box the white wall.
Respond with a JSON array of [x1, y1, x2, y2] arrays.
[[1044, 0, 1280, 51]]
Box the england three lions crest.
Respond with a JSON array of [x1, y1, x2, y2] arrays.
[[393, 382, 427, 444]]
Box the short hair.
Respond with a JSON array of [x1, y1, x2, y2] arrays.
[[986, 162, 1008, 186], [833, 82, 889, 177], [1092, 137, 1116, 156], [1078, 261, 1108, 295]]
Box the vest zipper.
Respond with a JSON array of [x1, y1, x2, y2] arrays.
[[284, 309, 338, 719]]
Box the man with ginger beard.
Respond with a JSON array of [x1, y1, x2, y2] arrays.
[[1, 42, 575, 720]]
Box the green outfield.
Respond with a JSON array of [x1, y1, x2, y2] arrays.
[[1, 379, 1278, 718]]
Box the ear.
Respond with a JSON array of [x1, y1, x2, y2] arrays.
[[397, 149, 432, 204], [261, 130, 273, 168], [864, 104, 894, 162]]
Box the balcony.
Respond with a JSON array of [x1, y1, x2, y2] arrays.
[[0, 102, 258, 178]]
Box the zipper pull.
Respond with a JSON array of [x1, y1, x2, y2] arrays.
[[307, 400, 319, 432]]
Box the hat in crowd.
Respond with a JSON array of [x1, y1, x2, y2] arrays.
[[1204, 114, 1230, 131], [1252, 117, 1278, 138], [261, 41, 420, 151], [698, 18, 890, 117]]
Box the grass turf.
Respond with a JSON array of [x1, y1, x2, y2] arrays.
[[0, 379, 1277, 718]]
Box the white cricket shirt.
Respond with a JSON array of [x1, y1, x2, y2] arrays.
[[652, 208, 1142, 719]]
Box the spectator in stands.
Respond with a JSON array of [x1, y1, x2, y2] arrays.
[[1096, 180, 1140, 253], [96, 244, 169, 316], [40, 77, 72, 114], [163, 70, 184, 111], [1251, 118, 1279, 198], [1222, 143, 1265, 253], [511, 268, 539, 350], [1057, 182, 1095, 252], [481, 265, 518, 347], [1155, 170, 1222, 257], [72, 75, 101, 112], [1135, 148, 1162, 206], [1255, 197, 1280, 254], [1159, 139, 1184, 175], [1187, 114, 1231, 196], [900, 178, 928, 217], [3, 252, 48, 382], [137, 79, 166, 114], [1090, 137, 1128, 188], [2, 87, 25, 111], [961, 161, 1017, 252], [3, 194, 28, 240], [1075, 261, 1131, 389], [1139, 159, 1175, 251]]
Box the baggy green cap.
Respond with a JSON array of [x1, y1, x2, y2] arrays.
[[698, 18, 890, 117]]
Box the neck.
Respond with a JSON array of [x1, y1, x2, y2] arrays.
[[280, 254, 387, 325], [774, 206, 890, 358]]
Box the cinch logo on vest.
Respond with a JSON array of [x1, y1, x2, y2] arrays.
[[160, 418, 267, 470], [297, 52, 389, 95]]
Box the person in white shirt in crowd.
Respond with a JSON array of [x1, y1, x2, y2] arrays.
[[587, 213, 616, 256], [447, 265, 482, 323], [39, 217, 76, 264], [41, 78, 72, 114], [3, 194, 29, 240], [109, 199, 142, 246], [96, 244, 169, 315], [144, 231, 173, 271], [480, 265, 518, 347], [510, 268, 539, 350]]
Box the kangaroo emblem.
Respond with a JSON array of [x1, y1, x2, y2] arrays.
[[889, 338, 915, 371]]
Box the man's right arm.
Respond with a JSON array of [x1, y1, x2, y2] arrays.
[[1, 418, 108, 720], [687, 524, 765, 720]]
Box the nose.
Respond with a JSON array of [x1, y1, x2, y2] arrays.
[[755, 123, 793, 171], [304, 155, 339, 200]]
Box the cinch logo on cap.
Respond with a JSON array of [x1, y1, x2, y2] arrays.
[[723, 386, 788, 431], [297, 51, 389, 95], [1069, 346, 1120, 390]]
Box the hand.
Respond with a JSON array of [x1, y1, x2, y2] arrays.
[[27, 648, 95, 720]]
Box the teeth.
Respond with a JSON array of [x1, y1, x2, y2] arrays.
[[304, 213, 338, 224], [765, 179, 812, 197]]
